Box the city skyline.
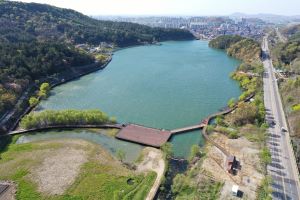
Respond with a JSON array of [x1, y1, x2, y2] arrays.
[[14, 0, 300, 16]]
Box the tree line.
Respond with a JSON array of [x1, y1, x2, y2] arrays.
[[20, 109, 116, 129]]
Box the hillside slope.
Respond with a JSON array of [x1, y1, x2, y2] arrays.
[[209, 35, 261, 63], [275, 25, 300, 169], [0, 1, 194, 46]]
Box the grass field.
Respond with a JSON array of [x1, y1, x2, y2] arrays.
[[0, 136, 156, 200]]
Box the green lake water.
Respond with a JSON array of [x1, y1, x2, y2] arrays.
[[19, 40, 241, 159]]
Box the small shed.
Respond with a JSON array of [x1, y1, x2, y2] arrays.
[[232, 185, 239, 196]]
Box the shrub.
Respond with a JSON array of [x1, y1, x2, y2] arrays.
[[260, 147, 272, 165], [292, 104, 300, 111], [188, 144, 201, 162], [29, 97, 39, 107], [227, 98, 236, 108], [231, 102, 258, 126]]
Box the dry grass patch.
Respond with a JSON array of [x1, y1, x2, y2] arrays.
[[30, 147, 87, 195], [0, 137, 156, 200]]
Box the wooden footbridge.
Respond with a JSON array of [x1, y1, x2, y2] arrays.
[[170, 124, 206, 134]]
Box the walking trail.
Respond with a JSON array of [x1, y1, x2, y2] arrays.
[[137, 147, 165, 200]]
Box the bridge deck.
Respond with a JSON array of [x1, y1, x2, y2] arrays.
[[116, 124, 171, 147], [170, 124, 205, 134]]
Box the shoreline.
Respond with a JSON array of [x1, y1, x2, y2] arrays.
[[1, 58, 112, 133]]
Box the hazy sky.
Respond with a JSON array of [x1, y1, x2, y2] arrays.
[[15, 0, 300, 16]]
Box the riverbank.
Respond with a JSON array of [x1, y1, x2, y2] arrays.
[[0, 58, 112, 134]]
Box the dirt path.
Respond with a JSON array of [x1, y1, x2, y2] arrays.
[[137, 147, 165, 200]]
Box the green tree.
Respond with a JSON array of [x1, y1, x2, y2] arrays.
[[171, 174, 186, 194], [40, 82, 50, 93], [206, 125, 214, 134], [227, 98, 236, 108], [257, 176, 272, 200], [260, 147, 272, 165], [188, 144, 201, 162], [110, 117, 117, 124], [38, 90, 47, 99], [232, 102, 258, 126], [20, 109, 113, 129], [29, 97, 39, 107], [215, 115, 225, 126]]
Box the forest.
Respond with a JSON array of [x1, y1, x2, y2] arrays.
[[209, 35, 261, 63], [0, 1, 193, 46], [274, 25, 300, 169], [0, 41, 94, 116], [272, 25, 300, 73]]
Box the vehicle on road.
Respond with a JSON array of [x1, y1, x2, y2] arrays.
[[267, 119, 276, 127], [281, 127, 287, 132]]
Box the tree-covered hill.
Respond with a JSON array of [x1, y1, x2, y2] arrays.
[[209, 35, 261, 63], [272, 25, 300, 73], [282, 24, 300, 41], [0, 1, 194, 46], [275, 25, 300, 170], [208, 35, 243, 50]]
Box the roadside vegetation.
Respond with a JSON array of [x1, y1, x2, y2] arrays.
[[270, 25, 300, 171], [209, 35, 267, 142], [28, 82, 51, 107], [20, 109, 116, 129], [208, 35, 272, 198], [0, 136, 156, 200]]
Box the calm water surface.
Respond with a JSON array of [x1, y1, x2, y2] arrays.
[[20, 40, 241, 158]]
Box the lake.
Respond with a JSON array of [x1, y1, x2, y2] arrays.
[[20, 40, 241, 158]]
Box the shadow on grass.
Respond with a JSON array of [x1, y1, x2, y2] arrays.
[[0, 135, 13, 155]]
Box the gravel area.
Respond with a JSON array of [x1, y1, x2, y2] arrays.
[[31, 147, 88, 195]]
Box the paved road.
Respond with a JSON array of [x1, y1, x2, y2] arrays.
[[262, 36, 300, 200]]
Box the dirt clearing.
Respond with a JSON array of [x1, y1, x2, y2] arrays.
[[202, 132, 264, 199]]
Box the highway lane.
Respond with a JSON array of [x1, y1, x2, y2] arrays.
[[262, 36, 300, 200]]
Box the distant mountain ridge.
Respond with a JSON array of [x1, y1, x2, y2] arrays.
[[230, 12, 300, 23], [0, 1, 194, 46]]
